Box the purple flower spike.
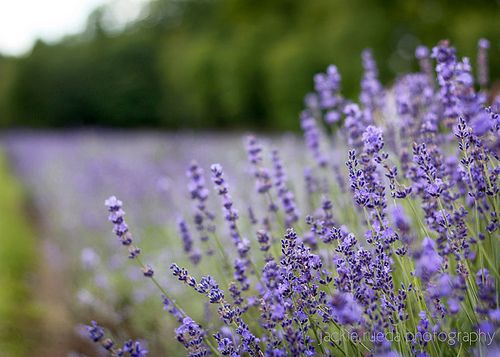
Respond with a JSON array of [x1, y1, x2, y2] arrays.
[[178, 218, 201, 265], [211, 163, 246, 258], [123, 340, 148, 357], [245, 136, 274, 196], [196, 275, 225, 303], [105, 196, 138, 252], [329, 292, 364, 325], [432, 40, 458, 121], [214, 331, 236, 355], [272, 149, 299, 226], [187, 161, 216, 253], [162, 295, 183, 322], [360, 48, 384, 117], [344, 103, 368, 151], [415, 45, 433, 77], [477, 38, 490, 88], [362, 125, 384, 154], [87, 320, 104, 342], [312, 64, 344, 126], [301, 110, 328, 168], [245, 136, 273, 198], [415, 237, 442, 282], [175, 317, 210, 357]]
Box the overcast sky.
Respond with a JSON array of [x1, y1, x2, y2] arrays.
[[0, 0, 145, 56]]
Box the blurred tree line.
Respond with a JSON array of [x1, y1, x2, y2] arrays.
[[0, 0, 498, 130]]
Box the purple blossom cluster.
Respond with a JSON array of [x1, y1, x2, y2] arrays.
[[86, 320, 148, 356], [187, 161, 216, 256], [87, 39, 499, 356], [360, 48, 385, 119], [105, 196, 142, 260]]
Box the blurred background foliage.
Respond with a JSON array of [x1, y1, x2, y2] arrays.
[[0, 0, 499, 130]]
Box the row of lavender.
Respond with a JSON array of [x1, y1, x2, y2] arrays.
[[85, 39, 499, 356], [2, 131, 307, 354]]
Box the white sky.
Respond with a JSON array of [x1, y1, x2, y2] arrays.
[[0, 0, 146, 56]]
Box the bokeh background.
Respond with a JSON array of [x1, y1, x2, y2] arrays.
[[0, 0, 499, 355]]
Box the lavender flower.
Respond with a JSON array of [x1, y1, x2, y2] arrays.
[[87, 320, 104, 342], [362, 125, 384, 154], [86, 321, 148, 356], [344, 103, 366, 151], [245, 136, 278, 214], [300, 110, 327, 167], [197, 275, 225, 303], [162, 295, 183, 322], [123, 340, 148, 357], [187, 161, 216, 254], [329, 292, 364, 325], [477, 38, 490, 88], [360, 48, 384, 117], [416, 45, 433, 77], [210, 163, 247, 258], [313, 64, 344, 125], [256, 229, 271, 252], [271, 149, 299, 226], [178, 218, 201, 265], [213, 332, 236, 355], [175, 317, 210, 357], [432, 40, 458, 121], [415, 237, 442, 282], [476, 269, 496, 314], [141, 264, 154, 277], [105, 196, 135, 248]]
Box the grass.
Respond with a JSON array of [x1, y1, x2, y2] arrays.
[[0, 149, 39, 356]]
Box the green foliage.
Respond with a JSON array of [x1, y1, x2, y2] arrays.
[[0, 0, 499, 130], [6, 31, 163, 127], [0, 151, 39, 356]]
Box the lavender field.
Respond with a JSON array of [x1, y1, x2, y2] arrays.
[[2, 130, 310, 355], [0, 40, 499, 357]]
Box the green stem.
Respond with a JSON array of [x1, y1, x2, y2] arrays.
[[135, 257, 221, 356]]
